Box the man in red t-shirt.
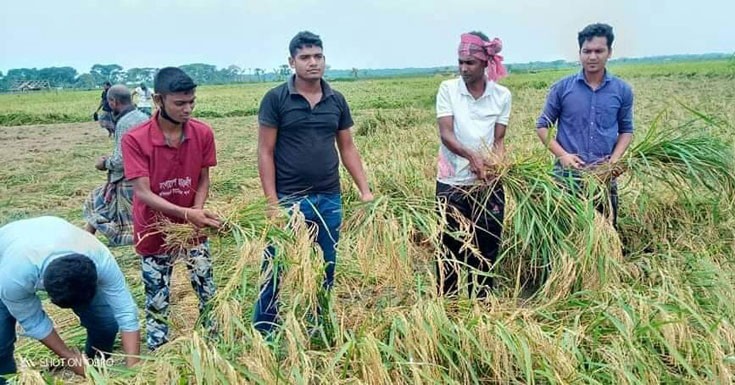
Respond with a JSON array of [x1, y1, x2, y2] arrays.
[[122, 67, 221, 351]]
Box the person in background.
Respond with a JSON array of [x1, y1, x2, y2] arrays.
[[94, 81, 115, 136], [84, 84, 149, 246], [132, 83, 154, 116]]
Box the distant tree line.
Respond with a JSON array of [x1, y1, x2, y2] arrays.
[[507, 53, 733, 74], [0, 63, 294, 91], [0, 53, 730, 91]]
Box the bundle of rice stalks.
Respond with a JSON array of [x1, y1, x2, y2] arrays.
[[274, 211, 328, 323], [487, 109, 732, 297], [207, 240, 269, 344], [346, 194, 437, 241], [488, 158, 612, 295], [343, 194, 437, 292], [625, 110, 735, 195], [154, 197, 292, 254]]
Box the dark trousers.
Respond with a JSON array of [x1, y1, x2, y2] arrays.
[[603, 183, 619, 228], [436, 181, 505, 298], [0, 293, 119, 384]]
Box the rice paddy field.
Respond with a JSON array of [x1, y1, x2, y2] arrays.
[[1, 59, 734, 384]]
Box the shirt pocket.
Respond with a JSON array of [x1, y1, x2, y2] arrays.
[[593, 120, 619, 158], [596, 104, 620, 130]]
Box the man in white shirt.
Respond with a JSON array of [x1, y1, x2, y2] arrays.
[[434, 31, 511, 299], [132, 83, 154, 116]]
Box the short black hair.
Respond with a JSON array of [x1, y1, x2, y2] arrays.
[[289, 31, 323, 57], [44, 254, 97, 309], [154, 67, 197, 95], [103, 81, 112, 87], [578, 23, 614, 50], [468, 31, 490, 42]]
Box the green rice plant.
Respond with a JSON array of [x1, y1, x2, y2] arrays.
[[625, 109, 735, 196]]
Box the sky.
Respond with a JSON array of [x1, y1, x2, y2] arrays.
[[1, 0, 733, 74]]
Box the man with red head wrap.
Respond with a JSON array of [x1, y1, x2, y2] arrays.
[[434, 31, 511, 299]]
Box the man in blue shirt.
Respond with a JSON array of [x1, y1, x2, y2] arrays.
[[536, 23, 634, 226], [0, 216, 140, 382]]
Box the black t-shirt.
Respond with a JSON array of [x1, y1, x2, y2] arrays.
[[258, 77, 354, 195], [101, 89, 112, 112]]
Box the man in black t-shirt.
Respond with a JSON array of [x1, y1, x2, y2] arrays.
[[254, 31, 373, 335], [94, 81, 114, 136]]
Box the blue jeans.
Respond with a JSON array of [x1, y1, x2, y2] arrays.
[[252, 193, 342, 334], [0, 292, 119, 383]]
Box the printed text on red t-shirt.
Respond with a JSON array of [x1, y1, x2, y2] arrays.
[[159, 177, 193, 197]]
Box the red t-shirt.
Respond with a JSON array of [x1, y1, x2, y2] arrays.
[[122, 115, 217, 255]]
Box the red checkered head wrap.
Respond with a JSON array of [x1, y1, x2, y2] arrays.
[[458, 33, 507, 81]]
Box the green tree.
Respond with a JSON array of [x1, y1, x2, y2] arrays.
[[216, 65, 242, 83], [125, 67, 157, 84], [278, 64, 291, 81], [74, 73, 97, 89], [38, 67, 78, 87], [179, 63, 217, 83], [254, 68, 265, 82], [91, 64, 124, 83], [5, 68, 40, 81]]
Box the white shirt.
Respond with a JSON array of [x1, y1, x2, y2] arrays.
[[435, 77, 512, 185], [134, 87, 153, 108]]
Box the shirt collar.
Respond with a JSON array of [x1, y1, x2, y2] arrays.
[[458, 76, 494, 99], [287, 75, 335, 97], [150, 111, 189, 147], [112, 105, 136, 124], [576, 69, 612, 86]]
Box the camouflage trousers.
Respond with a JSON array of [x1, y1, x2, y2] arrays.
[[141, 242, 216, 351]]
